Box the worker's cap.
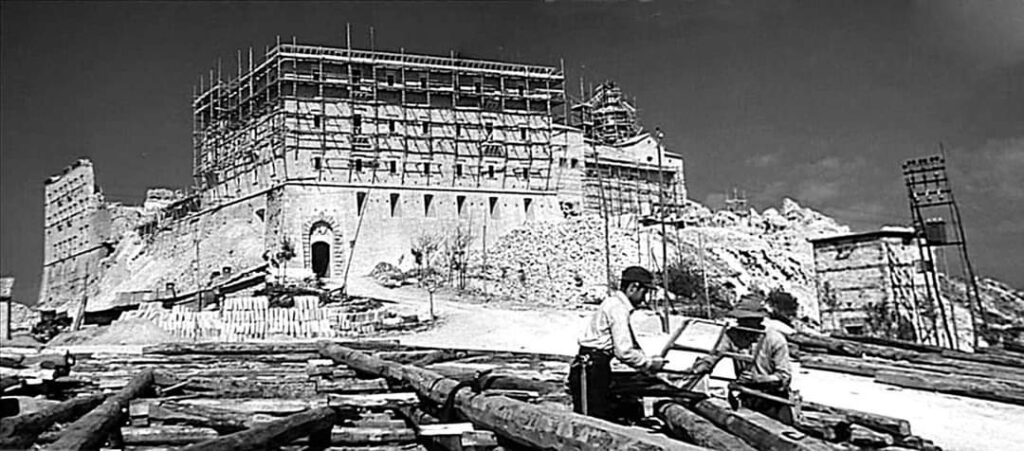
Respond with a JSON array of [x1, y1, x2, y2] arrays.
[[620, 266, 657, 289], [728, 293, 769, 319]]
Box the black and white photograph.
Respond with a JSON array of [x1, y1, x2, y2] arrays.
[[1, 1, 1023, 450]]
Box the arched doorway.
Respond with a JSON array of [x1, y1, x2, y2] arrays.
[[309, 221, 334, 279], [311, 242, 330, 278]]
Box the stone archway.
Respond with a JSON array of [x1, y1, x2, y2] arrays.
[[302, 214, 345, 280], [310, 222, 333, 279]]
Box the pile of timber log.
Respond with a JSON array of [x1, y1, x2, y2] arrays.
[[791, 333, 1024, 406], [0, 340, 580, 450], [2, 340, 941, 450]]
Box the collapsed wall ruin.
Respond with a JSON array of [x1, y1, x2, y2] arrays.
[[38, 160, 110, 308], [37, 41, 687, 314]]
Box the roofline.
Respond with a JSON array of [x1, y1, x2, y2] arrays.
[[809, 229, 917, 246]]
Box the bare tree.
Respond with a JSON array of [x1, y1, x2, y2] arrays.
[[443, 224, 475, 289]]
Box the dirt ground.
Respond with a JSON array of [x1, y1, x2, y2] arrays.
[[351, 276, 1024, 451]]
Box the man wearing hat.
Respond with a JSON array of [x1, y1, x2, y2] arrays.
[[569, 266, 668, 420], [690, 293, 794, 424]]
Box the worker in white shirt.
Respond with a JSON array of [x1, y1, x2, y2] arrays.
[[569, 266, 667, 420]]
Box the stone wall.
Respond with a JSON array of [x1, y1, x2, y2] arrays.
[[268, 183, 563, 284], [38, 159, 111, 308], [812, 232, 944, 343], [81, 193, 268, 313]]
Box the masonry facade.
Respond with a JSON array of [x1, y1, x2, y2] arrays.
[[39, 41, 687, 311], [38, 159, 111, 307], [811, 229, 943, 344]]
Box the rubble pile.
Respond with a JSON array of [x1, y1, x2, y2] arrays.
[[473, 215, 641, 307], [471, 199, 848, 315]]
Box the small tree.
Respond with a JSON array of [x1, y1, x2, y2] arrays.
[[276, 237, 296, 281], [411, 231, 443, 281], [664, 259, 731, 318], [443, 224, 475, 289]]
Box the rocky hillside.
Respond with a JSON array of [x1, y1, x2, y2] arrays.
[[475, 198, 847, 314], [477, 198, 1024, 337]]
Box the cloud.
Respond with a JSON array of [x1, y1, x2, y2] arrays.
[[952, 137, 1024, 201], [745, 152, 781, 168], [912, 0, 1024, 70], [762, 156, 867, 205], [795, 179, 843, 204], [704, 192, 727, 210]]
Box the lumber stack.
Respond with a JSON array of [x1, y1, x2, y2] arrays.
[[14, 341, 542, 450], [5, 340, 944, 450], [793, 333, 1024, 406]]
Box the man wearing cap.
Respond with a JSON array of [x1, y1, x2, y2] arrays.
[[690, 293, 794, 424], [569, 266, 668, 420]]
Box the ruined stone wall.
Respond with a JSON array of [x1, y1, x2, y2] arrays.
[[81, 194, 268, 313], [38, 159, 111, 307]]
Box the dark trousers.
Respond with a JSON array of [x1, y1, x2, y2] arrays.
[[739, 387, 796, 426], [568, 347, 613, 420]]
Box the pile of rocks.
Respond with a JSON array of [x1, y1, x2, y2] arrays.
[[472, 216, 642, 308]]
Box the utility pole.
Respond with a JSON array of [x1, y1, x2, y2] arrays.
[[593, 142, 613, 290], [655, 128, 669, 333], [699, 231, 711, 318], [194, 230, 202, 311]]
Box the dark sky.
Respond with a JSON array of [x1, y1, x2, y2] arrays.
[[2, 1, 1022, 304]]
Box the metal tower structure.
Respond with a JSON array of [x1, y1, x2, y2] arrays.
[[902, 153, 987, 349]]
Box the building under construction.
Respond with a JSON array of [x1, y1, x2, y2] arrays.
[[38, 40, 686, 310]]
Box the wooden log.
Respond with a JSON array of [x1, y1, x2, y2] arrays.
[[803, 353, 1024, 384], [151, 400, 263, 433], [318, 342, 702, 450], [45, 368, 156, 450], [654, 400, 757, 451], [291, 426, 417, 446], [181, 377, 317, 398], [425, 363, 565, 395], [689, 397, 835, 451], [830, 334, 945, 354], [317, 378, 390, 394], [121, 425, 219, 446], [848, 424, 894, 448], [799, 354, 878, 377], [175, 398, 319, 415], [875, 368, 1024, 406], [794, 410, 849, 442], [327, 393, 420, 411], [893, 434, 941, 451], [793, 333, 1024, 370], [802, 401, 910, 437], [352, 412, 407, 429], [183, 406, 337, 451], [79, 353, 321, 365], [460, 430, 500, 450], [4, 396, 58, 415], [397, 406, 497, 451], [0, 394, 106, 449], [376, 350, 458, 366], [1004, 340, 1024, 355]]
